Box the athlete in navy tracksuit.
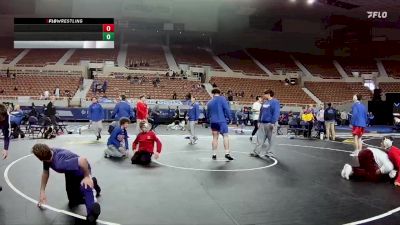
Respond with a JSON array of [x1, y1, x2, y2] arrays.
[[187, 96, 200, 144], [111, 95, 134, 121], [207, 88, 234, 160], [0, 104, 11, 192], [251, 89, 280, 157], [88, 97, 104, 140]]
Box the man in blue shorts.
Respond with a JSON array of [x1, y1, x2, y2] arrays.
[[32, 143, 101, 224], [207, 88, 234, 160]]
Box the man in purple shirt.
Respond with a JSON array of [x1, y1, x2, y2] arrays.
[[32, 144, 101, 224], [0, 104, 11, 192]]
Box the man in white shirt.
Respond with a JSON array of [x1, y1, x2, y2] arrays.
[[341, 144, 396, 182], [250, 96, 262, 142], [44, 90, 50, 100]]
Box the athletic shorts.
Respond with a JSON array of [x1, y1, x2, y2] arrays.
[[352, 126, 365, 137], [211, 122, 229, 135]]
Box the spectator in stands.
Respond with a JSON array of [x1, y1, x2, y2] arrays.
[[250, 96, 262, 142], [102, 80, 108, 93], [105, 117, 130, 158], [46, 96, 58, 129], [11, 73, 16, 79], [13, 86, 18, 91], [0, 89, 4, 94], [212, 82, 217, 88], [92, 80, 98, 93], [6, 68, 9, 78], [79, 76, 84, 90], [111, 95, 134, 121], [350, 94, 368, 157], [341, 137, 395, 182], [240, 91, 245, 98], [250, 90, 280, 158], [340, 110, 348, 126], [324, 103, 337, 141], [316, 105, 325, 139], [172, 92, 177, 100], [88, 97, 104, 141], [207, 88, 234, 161], [131, 121, 162, 165], [301, 108, 314, 138], [144, 61, 150, 67], [54, 86, 60, 98], [227, 93, 233, 102], [136, 95, 149, 132], [368, 112, 375, 127]]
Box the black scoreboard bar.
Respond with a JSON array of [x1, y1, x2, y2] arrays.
[[14, 18, 115, 49]]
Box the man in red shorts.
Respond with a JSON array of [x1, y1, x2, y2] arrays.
[[350, 94, 368, 157]]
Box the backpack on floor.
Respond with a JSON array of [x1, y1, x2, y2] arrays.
[[108, 121, 117, 134]]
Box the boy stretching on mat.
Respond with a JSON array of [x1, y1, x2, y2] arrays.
[[383, 136, 400, 187], [32, 143, 101, 224], [131, 121, 162, 165], [105, 117, 130, 158], [207, 88, 234, 160], [0, 104, 11, 192], [341, 137, 396, 182]]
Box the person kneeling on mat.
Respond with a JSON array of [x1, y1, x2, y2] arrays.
[[32, 143, 101, 224], [131, 121, 162, 165], [341, 139, 396, 182], [105, 117, 130, 158], [382, 136, 400, 187]]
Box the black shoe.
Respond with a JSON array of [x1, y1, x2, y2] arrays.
[[249, 152, 260, 158], [212, 154, 217, 160], [0, 186, 2, 192], [86, 202, 101, 224], [249, 137, 253, 142], [98, 134, 101, 139], [92, 177, 101, 197], [225, 154, 234, 161]]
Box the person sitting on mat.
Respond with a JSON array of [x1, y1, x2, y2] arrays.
[[32, 143, 101, 224], [105, 117, 130, 158], [341, 138, 396, 182], [131, 121, 162, 165], [382, 136, 400, 187]]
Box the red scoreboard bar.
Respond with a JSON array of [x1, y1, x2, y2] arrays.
[[14, 18, 115, 49]]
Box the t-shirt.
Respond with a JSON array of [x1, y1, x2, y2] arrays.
[[316, 109, 325, 122], [368, 147, 394, 174], [43, 149, 83, 176], [252, 102, 262, 121]]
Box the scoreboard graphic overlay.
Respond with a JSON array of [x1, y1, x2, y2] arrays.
[[14, 18, 114, 49]]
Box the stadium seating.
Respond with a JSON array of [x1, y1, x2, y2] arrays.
[[67, 49, 119, 64], [336, 57, 378, 76], [125, 45, 168, 70], [0, 74, 81, 97], [379, 82, 400, 93], [17, 49, 68, 66], [171, 46, 223, 70], [89, 75, 209, 101], [209, 77, 314, 104], [381, 60, 400, 78], [0, 37, 23, 64], [247, 48, 299, 74], [305, 82, 372, 103], [295, 53, 341, 79], [218, 50, 266, 76]]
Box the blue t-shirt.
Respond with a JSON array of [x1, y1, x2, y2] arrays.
[[207, 96, 231, 123], [187, 101, 200, 121], [259, 98, 280, 124], [88, 103, 104, 122], [112, 101, 134, 120], [43, 149, 84, 176], [351, 102, 368, 128]]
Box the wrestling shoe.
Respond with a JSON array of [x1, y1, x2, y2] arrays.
[[86, 202, 101, 224], [349, 150, 360, 157], [341, 165, 346, 179], [92, 177, 101, 197], [264, 151, 274, 158], [0, 186, 2, 192], [249, 152, 260, 158], [343, 164, 353, 180], [249, 136, 253, 142], [212, 154, 217, 160], [225, 154, 234, 161]]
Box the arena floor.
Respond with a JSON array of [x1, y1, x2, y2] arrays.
[[1, 125, 400, 225]]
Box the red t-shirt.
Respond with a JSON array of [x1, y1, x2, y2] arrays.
[[388, 146, 400, 183], [136, 101, 148, 120], [132, 131, 162, 153]]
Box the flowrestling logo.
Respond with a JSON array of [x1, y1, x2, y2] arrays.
[[367, 11, 388, 19]]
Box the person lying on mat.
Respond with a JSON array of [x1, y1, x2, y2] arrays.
[[382, 136, 400, 187], [131, 121, 162, 165], [341, 138, 396, 182]]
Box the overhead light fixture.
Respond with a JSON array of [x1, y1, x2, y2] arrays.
[[307, 0, 315, 5], [289, 0, 296, 2]]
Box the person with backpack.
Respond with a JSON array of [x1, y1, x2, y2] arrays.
[[324, 103, 337, 141]]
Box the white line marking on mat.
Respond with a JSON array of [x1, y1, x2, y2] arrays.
[[278, 144, 352, 153], [4, 154, 120, 225]]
